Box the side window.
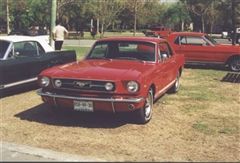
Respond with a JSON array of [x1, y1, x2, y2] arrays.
[[36, 42, 45, 55], [13, 41, 39, 58], [159, 42, 173, 60], [174, 36, 187, 45], [0, 40, 10, 59], [185, 36, 208, 46]]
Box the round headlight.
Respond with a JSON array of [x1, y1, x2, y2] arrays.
[[54, 79, 62, 88], [127, 81, 139, 93], [41, 77, 50, 87], [105, 82, 114, 91]]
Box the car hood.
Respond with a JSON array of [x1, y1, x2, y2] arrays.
[[42, 59, 155, 81]]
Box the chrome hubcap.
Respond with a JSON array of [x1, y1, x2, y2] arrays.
[[231, 59, 240, 71], [145, 91, 153, 119], [175, 76, 179, 89]]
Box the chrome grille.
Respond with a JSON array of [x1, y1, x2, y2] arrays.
[[52, 79, 115, 92]]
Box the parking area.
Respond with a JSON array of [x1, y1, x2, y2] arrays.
[[1, 68, 240, 161]]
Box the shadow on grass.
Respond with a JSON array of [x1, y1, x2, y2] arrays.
[[221, 72, 240, 83], [184, 64, 228, 71], [14, 103, 137, 128]]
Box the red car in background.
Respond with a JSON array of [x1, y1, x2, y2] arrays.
[[167, 32, 240, 71], [144, 26, 172, 39], [37, 37, 184, 124]]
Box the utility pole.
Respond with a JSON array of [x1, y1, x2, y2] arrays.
[[232, 0, 236, 45], [6, 0, 10, 34], [50, 0, 57, 47]]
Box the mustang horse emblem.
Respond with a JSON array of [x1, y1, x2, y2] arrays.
[[74, 81, 90, 87]]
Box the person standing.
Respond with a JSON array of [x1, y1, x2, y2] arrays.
[[52, 20, 68, 50]]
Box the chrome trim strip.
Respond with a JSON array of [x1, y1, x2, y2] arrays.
[[155, 79, 176, 99], [52, 77, 115, 83], [1, 77, 38, 89], [186, 61, 224, 65], [36, 89, 144, 103]]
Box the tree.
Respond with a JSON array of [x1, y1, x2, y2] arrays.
[[86, 0, 125, 37], [125, 0, 145, 36], [162, 1, 191, 31], [183, 0, 213, 32]]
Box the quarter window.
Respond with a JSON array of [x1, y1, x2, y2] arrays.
[[174, 36, 187, 45], [186, 36, 208, 46], [175, 36, 209, 46], [159, 42, 173, 60]]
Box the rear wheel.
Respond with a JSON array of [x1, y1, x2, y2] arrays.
[[168, 72, 180, 93], [229, 57, 240, 72], [135, 89, 153, 124]]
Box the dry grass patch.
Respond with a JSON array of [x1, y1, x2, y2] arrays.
[[1, 68, 240, 161]]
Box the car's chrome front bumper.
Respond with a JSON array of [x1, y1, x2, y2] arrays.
[[36, 89, 144, 103]]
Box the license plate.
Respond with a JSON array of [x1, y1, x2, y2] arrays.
[[73, 100, 93, 112]]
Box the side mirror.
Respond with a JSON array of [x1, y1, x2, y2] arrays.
[[162, 53, 168, 61], [14, 51, 20, 57]]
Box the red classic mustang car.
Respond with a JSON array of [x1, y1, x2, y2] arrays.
[[37, 37, 184, 124], [167, 32, 240, 71]]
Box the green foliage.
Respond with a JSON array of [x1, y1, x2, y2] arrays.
[[0, 0, 236, 34], [63, 46, 90, 60], [162, 2, 191, 30]]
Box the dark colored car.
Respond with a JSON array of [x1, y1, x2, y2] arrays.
[[0, 35, 76, 92]]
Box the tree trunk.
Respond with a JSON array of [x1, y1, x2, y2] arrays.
[[6, 0, 10, 34], [181, 21, 184, 31], [101, 22, 104, 38], [201, 15, 205, 33], [50, 0, 57, 47], [134, 7, 137, 36], [210, 21, 213, 35], [97, 18, 99, 35], [232, 0, 236, 45]]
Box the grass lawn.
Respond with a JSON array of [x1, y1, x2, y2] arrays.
[[67, 31, 145, 40], [63, 46, 90, 60], [1, 45, 239, 161]]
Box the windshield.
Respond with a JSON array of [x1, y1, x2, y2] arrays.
[[87, 41, 156, 62], [0, 40, 10, 59], [205, 35, 218, 45]]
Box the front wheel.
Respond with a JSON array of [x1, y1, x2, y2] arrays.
[[135, 89, 153, 124], [229, 57, 240, 72]]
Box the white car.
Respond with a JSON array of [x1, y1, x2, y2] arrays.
[[0, 35, 76, 91], [0, 35, 53, 60]]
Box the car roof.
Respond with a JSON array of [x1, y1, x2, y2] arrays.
[[0, 35, 44, 42], [0, 35, 54, 52], [97, 37, 167, 44], [170, 32, 206, 36]]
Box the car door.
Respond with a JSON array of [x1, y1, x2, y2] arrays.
[[20, 39, 76, 76], [154, 42, 176, 95], [0, 41, 39, 86], [0, 39, 76, 89], [174, 35, 217, 62], [33, 50, 77, 75]]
